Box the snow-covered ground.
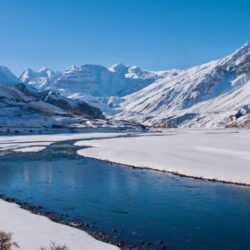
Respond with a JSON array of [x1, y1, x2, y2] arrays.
[[76, 129, 250, 185], [0, 132, 128, 154], [0, 199, 119, 250]]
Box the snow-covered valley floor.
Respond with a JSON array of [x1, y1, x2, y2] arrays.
[[1, 129, 250, 185], [76, 129, 250, 185], [0, 132, 128, 154]]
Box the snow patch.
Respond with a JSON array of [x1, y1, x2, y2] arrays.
[[0, 199, 119, 250]]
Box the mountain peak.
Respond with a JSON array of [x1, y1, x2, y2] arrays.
[[0, 65, 18, 84], [39, 67, 53, 73], [65, 65, 79, 72], [109, 63, 128, 73], [230, 41, 250, 58], [219, 42, 250, 72], [244, 41, 250, 47], [80, 64, 108, 71], [24, 67, 35, 73]]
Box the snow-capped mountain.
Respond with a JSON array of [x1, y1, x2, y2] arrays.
[[115, 42, 250, 128], [0, 67, 146, 132], [3, 42, 250, 129], [0, 65, 18, 84], [20, 63, 170, 97], [20, 67, 61, 89]]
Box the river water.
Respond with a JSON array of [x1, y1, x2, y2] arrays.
[[0, 141, 249, 249]]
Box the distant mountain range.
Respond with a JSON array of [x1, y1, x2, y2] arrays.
[[19, 64, 170, 97], [1, 42, 250, 129]]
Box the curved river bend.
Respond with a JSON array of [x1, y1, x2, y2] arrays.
[[0, 141, 250, 250]]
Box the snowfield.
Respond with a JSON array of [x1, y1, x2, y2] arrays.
[[0, 199, 119, 250], [76, 129, 250, 185], [0, 132, 128, 154], [13, 146, 47, 152]]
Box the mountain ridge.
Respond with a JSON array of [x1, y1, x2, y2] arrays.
[[1, 42, 250, 128], [114, 42, 250, 128], [19, 63, 171, 97]]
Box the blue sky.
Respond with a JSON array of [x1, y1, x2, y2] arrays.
[[1, 0, 250, 75]]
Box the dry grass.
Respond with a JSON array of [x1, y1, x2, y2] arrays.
[[0, 231, 12, 250], [40, 242, 69, 250], [0, 231, 69, 250], [0, 231, 19, 250]]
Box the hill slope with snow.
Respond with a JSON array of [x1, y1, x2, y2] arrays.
[[0, 82, 106, 130], [114, 42, 250, 128], [0, 68, 146, 132]]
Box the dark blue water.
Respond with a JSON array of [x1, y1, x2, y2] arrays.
[[0, 141, 250, 250]]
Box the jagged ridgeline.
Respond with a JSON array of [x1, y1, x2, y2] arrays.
[[0, 42, 250, 129]]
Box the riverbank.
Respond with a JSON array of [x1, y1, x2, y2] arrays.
[[76, 129, 250, 185], [1, 129, 249, 185], [0, 199, 119, 250], [0, 132, 129, 154], [1, 131, 250, 249]]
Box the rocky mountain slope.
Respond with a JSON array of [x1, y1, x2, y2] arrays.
[[0, 81, 106, 130], [114, 42, 250, 128]]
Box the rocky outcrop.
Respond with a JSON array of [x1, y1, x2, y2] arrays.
[[15, 84, 105, 119]]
